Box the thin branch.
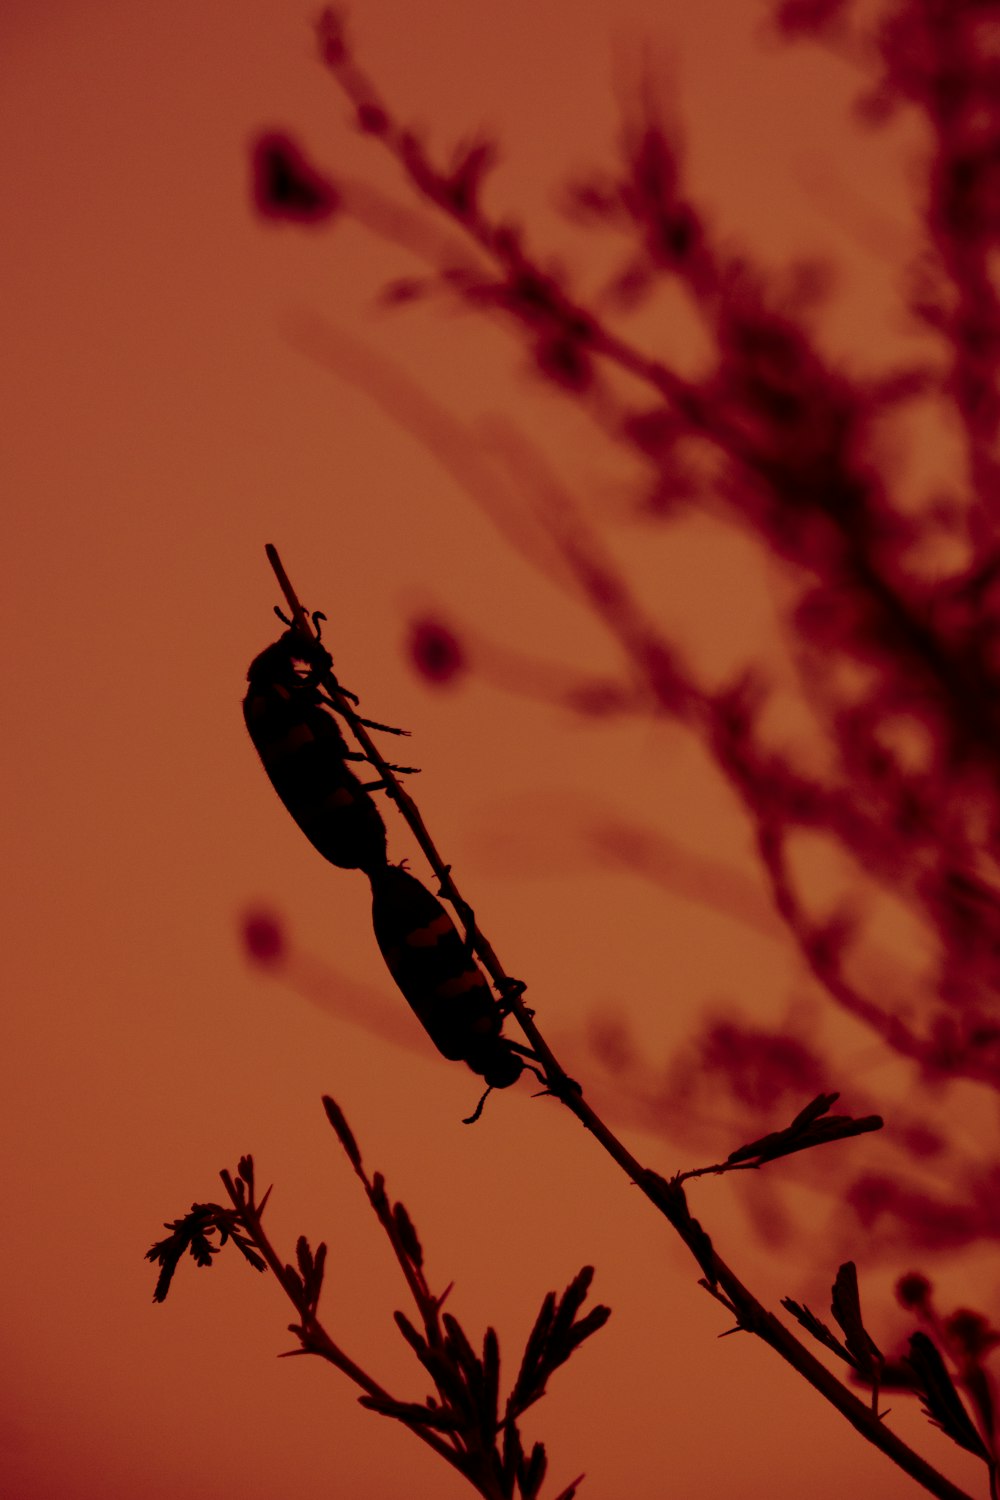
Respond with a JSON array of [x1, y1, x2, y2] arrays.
[[260, 543, 975, 1500], [215, 1166, 474, 1485]]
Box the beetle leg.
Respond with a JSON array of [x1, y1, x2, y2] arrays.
[[315, 681, 361, 708], [453, 892, 478, 954], [356, 775, 418, 795], [314, 685, 405, 729], [536, 1065, 584, 1103], [354, 714, 410, 737], [497, 978, 528, 1017], [342, 749, 418, 772], [434, 869, 477, 950]]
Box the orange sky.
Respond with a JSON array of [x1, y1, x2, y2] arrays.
[[1, 2, 989, 1497]]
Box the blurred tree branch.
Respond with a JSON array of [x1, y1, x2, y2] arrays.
[[171, 2, 1000, 1495]]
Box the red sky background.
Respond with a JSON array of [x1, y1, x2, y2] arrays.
[[2, 2, 991, 1497]]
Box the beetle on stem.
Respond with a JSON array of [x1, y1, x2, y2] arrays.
[[243, 624, 414, 876], [369, 863, 525, 1117]]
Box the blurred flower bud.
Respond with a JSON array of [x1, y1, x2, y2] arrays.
[[896, 1272, 932, 1310], [357, 103, 389, 135], [250, 131, 339, 224], [945, 1309, 1000, 1360], [242, 909, 287, 967], [408, 617, 466, 686]]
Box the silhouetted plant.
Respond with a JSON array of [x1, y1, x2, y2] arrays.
[[239, 0, 1000, 1266], [153, 549, 985, 1499], [296, 0, 1000, 1089], [151, 3, 1000, 1496], [149, 1098, 608, 1500]]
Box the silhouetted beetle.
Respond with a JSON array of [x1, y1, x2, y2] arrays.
[[243, 628, 412, 876], [369, 864, 524, 1102]]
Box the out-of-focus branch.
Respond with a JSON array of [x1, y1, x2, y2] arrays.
[[294, 13, 1000, 1100]]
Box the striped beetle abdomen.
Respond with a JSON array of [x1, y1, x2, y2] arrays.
[[370, 863, 522, 1090]]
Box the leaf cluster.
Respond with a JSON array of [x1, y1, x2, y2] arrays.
[[145, 1194, 266, 1304], [905, 1333, 992, 1464], [677, 1092, 883, 1185], [373, 1265, 607, 1500], [782, 1261, 884, 1398], [786, 1260, 998, 1485], [726, 1093, 883, 1169], [149, 1102, 609, 1500], [325, 1095, 609, 1499]]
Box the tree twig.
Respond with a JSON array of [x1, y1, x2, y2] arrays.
[[260, 542, 975, 1500]]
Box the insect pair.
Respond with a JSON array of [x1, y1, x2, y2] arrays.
[[243, 616, 527, 1113]]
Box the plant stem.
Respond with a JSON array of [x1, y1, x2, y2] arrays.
[[261, 543, 977, 1500], [218, 1169, 486, 1489]]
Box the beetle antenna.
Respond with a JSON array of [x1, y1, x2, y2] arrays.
[[462, 1085, 493, 1125]]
